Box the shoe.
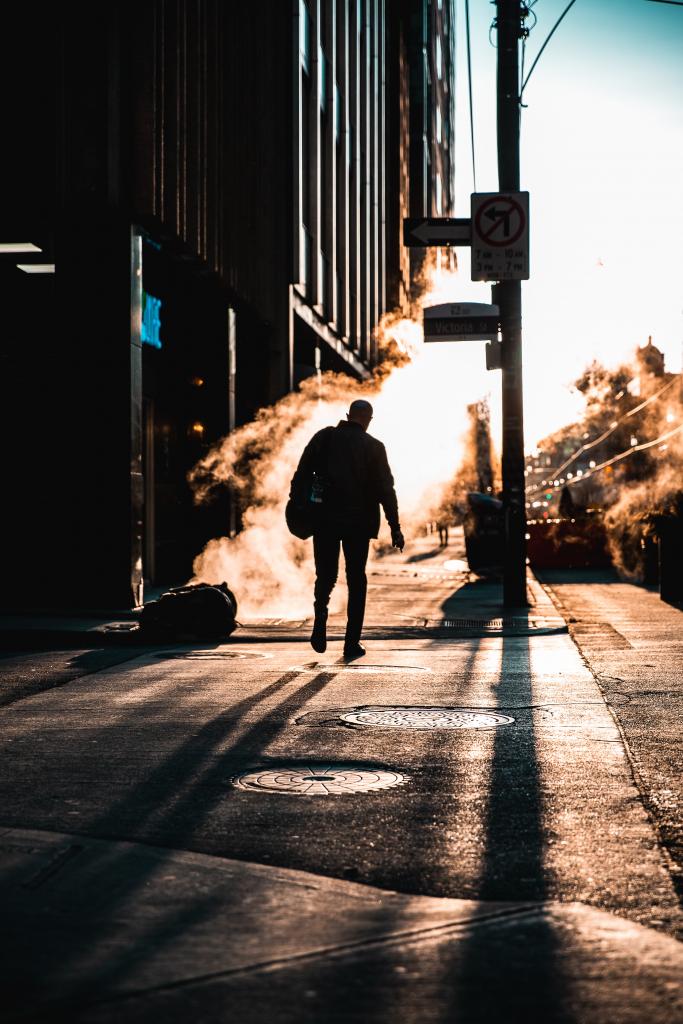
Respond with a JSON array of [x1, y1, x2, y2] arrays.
[[310, 613, 327, 653], [343, 642, 366, 661]]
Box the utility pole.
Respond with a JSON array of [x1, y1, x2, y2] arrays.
[[496, 0, 528, 606]]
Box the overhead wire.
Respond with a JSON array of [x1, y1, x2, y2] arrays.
[[526, 422, 683, 510], [488, 18, 497, 48], [562, 422, 683, 488], [520, 0, 578, 97], [525, 376, 680, 499]]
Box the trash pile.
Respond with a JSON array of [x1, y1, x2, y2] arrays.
[[139, 582, 238, 641]]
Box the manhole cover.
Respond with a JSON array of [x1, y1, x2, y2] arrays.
[[290, 664, 432, 674], [156, 650, 271, 660], [438, 619, 506, 629], [339, 707, 515, 730], [232, 764, 407, 795]]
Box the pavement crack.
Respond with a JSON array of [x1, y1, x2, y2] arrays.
[[62, 904, 545, 1013], [21, 843, 83, 890]]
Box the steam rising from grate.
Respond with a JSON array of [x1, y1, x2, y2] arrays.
[[189, 264, 493, 618]]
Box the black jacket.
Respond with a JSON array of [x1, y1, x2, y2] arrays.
[[290, 420, 400, 538]]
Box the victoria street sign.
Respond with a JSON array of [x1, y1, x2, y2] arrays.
[[470, 192, 529, 281], [424, 303, 500, 342], [403, 217, 471, 247]]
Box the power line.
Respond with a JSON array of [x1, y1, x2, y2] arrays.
[[564, 422, 683, 487], [529, 419, 682, 497], [526, 376, 679, 497], [548, 376, 677, 478], [464, 0, 477, 191], [618, 375, 679, 419], [520, 0, 578, 97], [526, 422, 683, 508]]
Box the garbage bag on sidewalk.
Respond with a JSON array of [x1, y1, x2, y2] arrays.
[[139, 582, 238, 640]]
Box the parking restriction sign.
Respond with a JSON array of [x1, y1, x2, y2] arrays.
[[471, 192, 529, 281]]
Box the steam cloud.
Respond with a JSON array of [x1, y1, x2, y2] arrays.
[[543, 351, 683, 582], [189, 265, 493, 619]]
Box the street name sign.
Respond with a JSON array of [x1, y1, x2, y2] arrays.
[[424, 302, 500, 342], [470, 192, 529, 281], [403, 217, 471, 247]]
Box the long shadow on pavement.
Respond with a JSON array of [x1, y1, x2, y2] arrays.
[[444, 621, 573, 1023], [327, 635, 487, 1024], [230, 620, 575, 1024], [405, 548, 446, 563], [5, 668, 341, 1018]]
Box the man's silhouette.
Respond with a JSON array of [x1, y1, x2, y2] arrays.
[[290, 399, 404, 660]]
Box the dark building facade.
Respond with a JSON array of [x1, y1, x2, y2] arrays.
[[1, 0, 455, 611], [387, 0, 457, 305]]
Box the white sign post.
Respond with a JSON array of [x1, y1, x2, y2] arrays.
[[471, 192, 529, 281]]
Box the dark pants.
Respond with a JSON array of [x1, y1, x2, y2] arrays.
[[313, 529, 370, 646]]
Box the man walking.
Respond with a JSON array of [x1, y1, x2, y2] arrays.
[[290, 399, 404, 660]]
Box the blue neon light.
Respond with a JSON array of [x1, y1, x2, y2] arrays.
[[141, 291, 162, 349]]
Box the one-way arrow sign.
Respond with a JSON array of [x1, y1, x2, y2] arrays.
[[403, 217, 471, 247]]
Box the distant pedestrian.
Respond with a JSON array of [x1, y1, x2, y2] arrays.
[[290, 399, 404, 660]]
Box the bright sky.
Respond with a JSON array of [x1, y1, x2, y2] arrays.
[[450, 0, 683, 449]]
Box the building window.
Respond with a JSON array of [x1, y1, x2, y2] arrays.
[[301, 0, 310, 73], [320, 46, 327, 112], [334, 82, 341, 143], [321, 106, 329, 253], [302, 68, 311, 230], [321, 55, 330, 318], [435, 172, 443, 215], [436, 104, 442, 143], [436, 36, 442, 80]]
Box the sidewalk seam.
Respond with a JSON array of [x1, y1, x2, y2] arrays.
[[38, 904, 544, 1018]]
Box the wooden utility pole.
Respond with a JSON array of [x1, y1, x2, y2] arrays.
[[496, 0, 528, 606]]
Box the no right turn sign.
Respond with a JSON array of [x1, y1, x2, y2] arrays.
[[471, 192, 529, 281]]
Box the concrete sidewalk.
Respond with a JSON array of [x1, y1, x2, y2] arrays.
[[2, 826, 682, 1023], [539, 568, 683, 909], [0, 537, 565, 648], [1, 539, 682, 1022]]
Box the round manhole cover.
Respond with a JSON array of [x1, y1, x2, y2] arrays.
[[232, 764, 407, 795], [339, 707, 515, 730], [156, 651, 271, 660]]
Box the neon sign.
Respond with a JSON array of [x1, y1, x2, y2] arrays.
[[141, 291, 162, 349]]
